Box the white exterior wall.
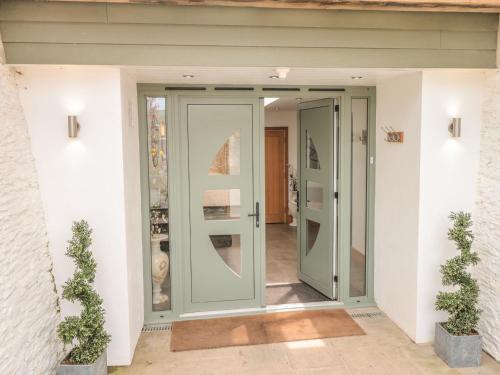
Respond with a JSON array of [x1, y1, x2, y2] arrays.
[[416, 71, 484, 343], [375, 70, 491, 351], [0, 38, 61, 374], [475, 70, 500, 360], [374, 72, 423, 341], [16, 66, 143, 366]]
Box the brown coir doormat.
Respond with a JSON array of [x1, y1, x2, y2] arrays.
[[170, 309, 365, 351]]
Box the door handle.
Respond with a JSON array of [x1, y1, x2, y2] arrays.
[[248, 202, 260, 228]]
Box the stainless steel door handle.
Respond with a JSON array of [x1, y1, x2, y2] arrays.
[[248, 202, 260, 228]]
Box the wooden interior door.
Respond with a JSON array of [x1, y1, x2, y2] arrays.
[[265, 127, 288, 223]]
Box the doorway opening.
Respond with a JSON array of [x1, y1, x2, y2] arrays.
[[264, 96, 337, 306]]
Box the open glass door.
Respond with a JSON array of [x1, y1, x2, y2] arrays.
[[298, 98, 338, 300]]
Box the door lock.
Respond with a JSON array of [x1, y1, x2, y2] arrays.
[[248, 202, 260, 228]]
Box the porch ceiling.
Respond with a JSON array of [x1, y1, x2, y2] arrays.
[[127, 66, 411, 86], [42, 0, 500, 13]]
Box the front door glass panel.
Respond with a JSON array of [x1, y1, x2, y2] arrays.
[[209, 130, 241, 175], [306, 130, 321, 170], [306, 181, 323, 210], [203, 189, 241, 220], [209, 234, 242, 277]]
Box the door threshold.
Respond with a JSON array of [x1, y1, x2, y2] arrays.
[[178, 300, 344, 321]]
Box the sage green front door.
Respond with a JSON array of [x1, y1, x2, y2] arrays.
[[183, 97, 261, 312], [298, 98, 337, 300]]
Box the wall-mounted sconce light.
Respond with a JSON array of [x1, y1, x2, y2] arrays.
[[449, 118, 461, 138], [68, 115, 80, 138]]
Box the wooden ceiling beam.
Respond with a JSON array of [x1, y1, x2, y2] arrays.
[[43, 0, 500, 13]]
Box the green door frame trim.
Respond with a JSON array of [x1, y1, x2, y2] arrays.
[[138, 84, 376, 324]]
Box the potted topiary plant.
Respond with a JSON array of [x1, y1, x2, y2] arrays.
[[57, 220, 111, 375], [435, 212, 482, 368]]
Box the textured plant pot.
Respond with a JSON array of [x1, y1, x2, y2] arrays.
[[56, 351, 107, 375], [435, 322, 482, 368]]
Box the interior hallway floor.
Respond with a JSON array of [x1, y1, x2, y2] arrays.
[[266, 223, 330, 305], [109, 307, 500, 375]]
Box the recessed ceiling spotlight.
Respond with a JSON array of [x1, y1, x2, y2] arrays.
[[269, 75, 280, 79], [182, 74, 195, 79], [351, 76, 363, 80], [296, 98, 303, 101]]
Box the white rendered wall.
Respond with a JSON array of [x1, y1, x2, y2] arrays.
[[0, 37, 61, 374], [374, 72, 423, 341], [416, 71, 484, 343], [375, 71, 487, 346], [16, 66, 143, 366]]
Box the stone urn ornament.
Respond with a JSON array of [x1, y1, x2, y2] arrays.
[[434, 212, 482, 368], [151, 232, 170, 305]]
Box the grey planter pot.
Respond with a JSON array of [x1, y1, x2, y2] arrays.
[[435, 322, 482, 368], [56, 351, 107, 375]]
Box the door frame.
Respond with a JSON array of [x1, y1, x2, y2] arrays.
[[264, 126, 289, 224], [138, 85, 376, 324]]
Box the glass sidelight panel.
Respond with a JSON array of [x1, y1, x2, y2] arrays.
[[350, 98, 368, 297], [306, 219, 320, 255], [203, 189, 241, 220], [209, 234, 241, 276], [146, 96, 171, 312], [208, 130, 241, 175], [306, 181, 323, 210]]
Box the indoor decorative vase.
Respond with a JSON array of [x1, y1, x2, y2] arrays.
[[151, 233, 169, 305], [289, 190, 298, 227], [434, 322, 482, 368], [56, 351, 107, 375]]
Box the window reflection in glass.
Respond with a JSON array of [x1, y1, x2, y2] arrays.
[[306, 219, 320, 255], [209, 130, 241, 175], [203, 189, 241, 220], [209, 234, 241, 276], [350, 98, 368, 297], [147, 96, 171, 312], [306, 181, 323, 210], [306, 131, 321, 170]]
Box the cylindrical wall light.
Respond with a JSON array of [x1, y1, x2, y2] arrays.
[[449, 118, 461, 138], [68, 115, 80, 138]]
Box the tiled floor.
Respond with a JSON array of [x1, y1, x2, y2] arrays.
[[109, 308, 500, 375], [265, 223, 367, 299], [266, 223, 300, 284]]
